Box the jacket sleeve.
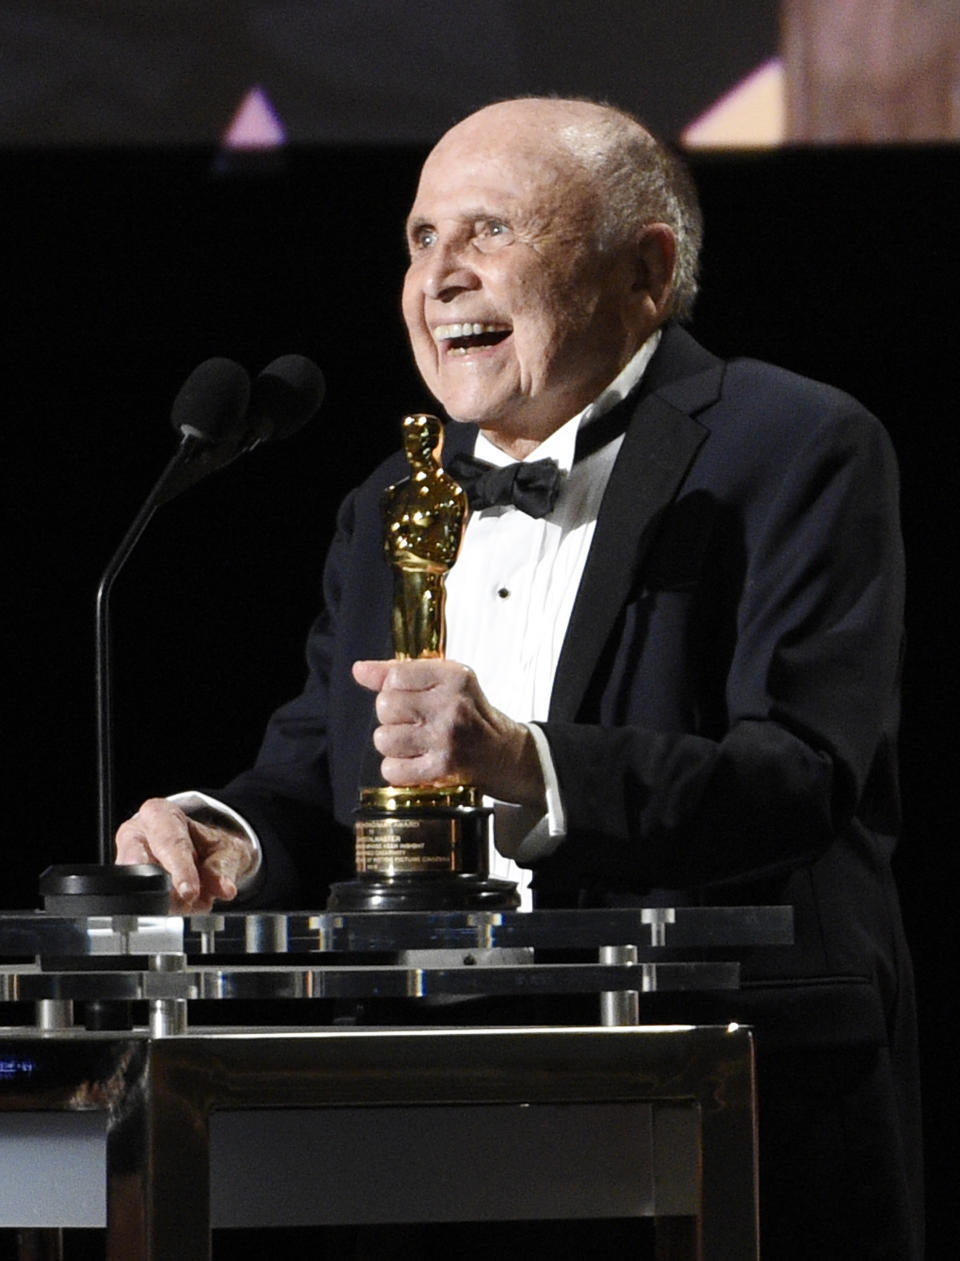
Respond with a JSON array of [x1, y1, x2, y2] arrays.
[[211, 487, 363, 906]]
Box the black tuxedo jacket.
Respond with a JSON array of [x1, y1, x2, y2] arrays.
[[219, 323, 911, 1054]]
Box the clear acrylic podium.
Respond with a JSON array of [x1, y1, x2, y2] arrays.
[[1, 906, 792, 1260]]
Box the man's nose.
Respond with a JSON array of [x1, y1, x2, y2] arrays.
[[421, 242, 480, 301]]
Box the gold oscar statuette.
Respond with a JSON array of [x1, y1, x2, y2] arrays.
[[327, 414, 519, 912]]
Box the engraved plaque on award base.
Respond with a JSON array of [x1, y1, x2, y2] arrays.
[[328, 785, 518, 911], [327, 414, 518, 913]]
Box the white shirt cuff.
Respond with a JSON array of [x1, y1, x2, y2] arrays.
[[166, 790, 263, 895], [527, 722, 565, 834]]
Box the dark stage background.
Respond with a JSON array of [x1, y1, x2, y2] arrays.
[[0, 0, 780, 145], [3, 143, 958, 1249]]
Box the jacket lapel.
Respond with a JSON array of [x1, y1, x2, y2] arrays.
[[548, 328, 723, 721]]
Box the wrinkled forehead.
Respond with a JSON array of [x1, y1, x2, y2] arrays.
[[411, 116, 597, 224], [426, 105, 581, 178]]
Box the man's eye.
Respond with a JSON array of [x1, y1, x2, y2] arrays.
[[474, 220, 513, 251], [411, 227, 437, 251]]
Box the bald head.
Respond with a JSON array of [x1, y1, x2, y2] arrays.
[[434, 97, 631, 166]]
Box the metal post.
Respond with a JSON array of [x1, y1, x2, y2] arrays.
[[599, 944, 640, 1025], [148, 954, 188, 1037]]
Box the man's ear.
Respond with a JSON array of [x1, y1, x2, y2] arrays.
[[632, 223, 677, 320]]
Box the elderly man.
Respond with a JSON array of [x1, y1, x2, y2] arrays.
[[117, 98, 921, 1258]]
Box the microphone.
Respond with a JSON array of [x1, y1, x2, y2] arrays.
[[157, 354, 325, 502], [40, 354, 323, 917], [171, 354, 253, 444], [93, 355, 322, 864], [243, 353, 326, 449], [95, 357, 251, 865], [156, 356, 253, 505]]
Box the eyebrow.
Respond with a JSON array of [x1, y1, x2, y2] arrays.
[[405, 214, 431, 238], [406, 206, 509, 237]]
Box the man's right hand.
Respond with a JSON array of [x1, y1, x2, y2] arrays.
[[114, 798, 257, 913]]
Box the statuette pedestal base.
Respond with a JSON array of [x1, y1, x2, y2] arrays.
[[328, 785, 518, 912]]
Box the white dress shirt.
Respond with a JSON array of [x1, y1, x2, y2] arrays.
[[444, 331, 661, 909]]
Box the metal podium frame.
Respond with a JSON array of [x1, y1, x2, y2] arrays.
[[1, 906, 791, 1259], [1, 1023, 756, 1261]]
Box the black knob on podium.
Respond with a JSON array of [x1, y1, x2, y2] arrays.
[[39, 864, 172, 916]]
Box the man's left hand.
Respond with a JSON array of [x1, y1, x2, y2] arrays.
[[352, 658, 545, 809]]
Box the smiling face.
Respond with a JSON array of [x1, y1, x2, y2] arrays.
[[401, 100, 665, 455]]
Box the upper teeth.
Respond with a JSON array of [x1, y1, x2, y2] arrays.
[[434, 323, 503, 340]]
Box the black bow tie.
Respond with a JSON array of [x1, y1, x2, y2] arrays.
[[447, 453, 563, 519], [445, 391, 639, 518]]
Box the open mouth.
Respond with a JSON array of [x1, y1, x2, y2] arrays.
[[434, 322, 511, 355]]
